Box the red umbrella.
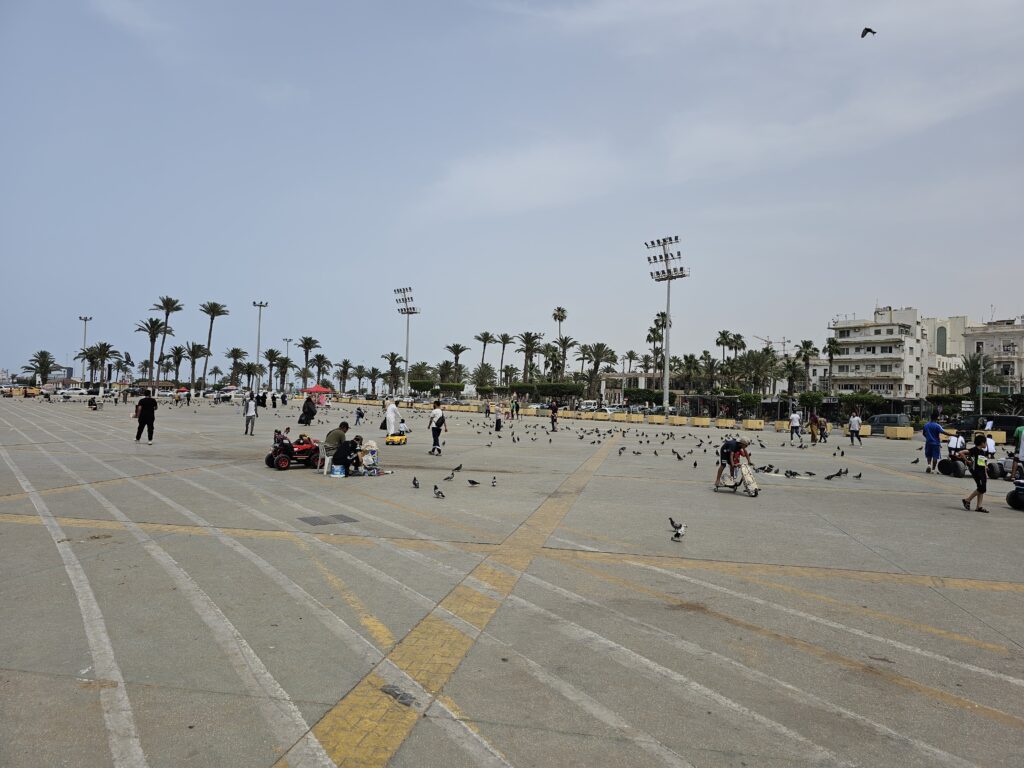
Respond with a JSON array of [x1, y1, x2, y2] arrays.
[[301, 385, 332, 393], [176, 387, 190, 392]]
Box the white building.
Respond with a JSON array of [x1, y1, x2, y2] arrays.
[[827, 307, 928, 399], [963, 318, 1024, 395], [922, 316, 976, 358]]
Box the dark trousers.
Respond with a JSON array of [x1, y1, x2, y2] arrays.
[[136, 418, 154, 441], [850, 429, 862, 445], [431, 426, 442, 451], [790, 426, 801, 441]]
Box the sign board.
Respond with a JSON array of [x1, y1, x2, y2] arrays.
[[823, 397, 838, 404], [961, 400, 974, 412]]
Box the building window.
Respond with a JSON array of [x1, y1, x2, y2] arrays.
[[865, 364, 875, 372], [880, 346, 893, 354], [874, 329, 882, 335], [936, 326, 947, 355], [812, 369, 817, 376], [908, 365, 913, 373], [880, 364, 893, 372], [838, 365, 849, 373], [838, 330, 850, 338], [976, 341, 984, 353], [886, 328, 894, 335]]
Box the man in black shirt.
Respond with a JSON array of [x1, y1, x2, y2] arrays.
[[135, 389, 158, 444]]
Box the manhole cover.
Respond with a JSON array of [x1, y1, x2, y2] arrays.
[[297, 514, 359, 526]]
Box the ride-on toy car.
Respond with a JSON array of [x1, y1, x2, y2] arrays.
[[265, 429, 322, 470]]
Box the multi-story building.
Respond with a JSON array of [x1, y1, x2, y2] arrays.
[[963, 318, 1024, 395], [827, 306, 928, 399]]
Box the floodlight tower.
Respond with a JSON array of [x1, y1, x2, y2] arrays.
[[394, 287, 420, 397], [644, 236, 689, 416]]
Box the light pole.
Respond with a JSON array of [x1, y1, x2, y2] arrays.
[[644, 236, 688, 416], [78, 315, 92, 384], [395, 287, 419, 398], [252, 301, 268, 391], [282, 337, 292, 392]]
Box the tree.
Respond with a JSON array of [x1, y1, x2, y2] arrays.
[[516, 331, 544, 382], [502, 365, 519, 386], [135, 318, 170, 387], [22, 350, 60, 384], [209, 366, 223, 386], [297, 337, 320, 389], [823, 337, 841, 394], [352, 365, 368, 393], [556, 335, 578, 381], [497, 333, 515, 378], [262, 349, 282, 391], [474, 332, 495, 367], [198, 302, 229, 392], [445, 343, 470, 370], [224, 347, 247, 386], [311, 353, 332, 386], [581, 342, 617, 397], [409, 361, 432, 381], [241, 362, 265, 390], [75, 347, 97, 384], [150, 296, 184, 385], [381, 352, 404, 394], [780, 356, 804, 399], [368, 367, 383, 396], [730, 333, 746, 359], [624, 350, 638, 374], [715, 329, 732, 363], [933, 368, 968, 395], [168, 345, 187, 384], [700, 350, 719, 392], [471, 363, 497, 389], [184, 343, 209, 391], [335, 359, 352, 393], [552, 307, 567, 341], [435, 360, 456, 383], [275, 357, 294, 392], [961, 353, 1003, 406], [795, 340, 819, 392]]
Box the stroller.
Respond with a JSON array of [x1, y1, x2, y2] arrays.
[[714, 452, 760, 498]]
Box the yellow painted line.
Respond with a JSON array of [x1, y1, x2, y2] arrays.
[[277, 437, 618, 767], [552, 556, 1024, 730], [734, 574, 1008, 654], [553, 548, 1024, 594]]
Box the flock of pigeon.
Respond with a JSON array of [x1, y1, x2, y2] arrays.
[[409, 463, 498, 500]]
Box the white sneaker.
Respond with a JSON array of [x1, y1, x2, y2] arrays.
[[148, 440, 153, 445]]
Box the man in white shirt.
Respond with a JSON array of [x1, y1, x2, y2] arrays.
[[244, 394, 258, 436], [848, 412, 863, 446], [947, 432, 965, 459], [789, 411, 802, 444], [428, 400, 447, 456], [385, 400, 401, 436]]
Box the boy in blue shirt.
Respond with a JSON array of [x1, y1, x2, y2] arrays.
[[922, 415, 955, 473]]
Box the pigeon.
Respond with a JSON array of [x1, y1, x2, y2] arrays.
[[467, 479, 480, 487], [433, 485, 445, 499], [412, 477, 419, 489], [675, 453, 683, 461], [853, 472, 862, 479], [653, 450, 659, 456], [443, 472, 455, 481], [861, 27, 876, 38], [911, 458, 920, 464], [804, 471, 816, 477], [840, 450, 845, 457], [491, 476, 497, 487], [693, 461, 698, 468], [916, 446, 923, 451], [452, 464, 463, 472], [669, 517, 686, 541]]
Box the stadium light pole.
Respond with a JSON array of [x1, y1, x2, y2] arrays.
[[394, 287, 419, 398], [644, 236, 688, 416], [78, 315, 92, 384], [252, 301, 268, 391]]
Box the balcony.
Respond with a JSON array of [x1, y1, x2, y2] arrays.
[[832, 370, 903, 379]]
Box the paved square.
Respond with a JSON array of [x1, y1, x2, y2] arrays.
[[1, 398, 1022, 767]]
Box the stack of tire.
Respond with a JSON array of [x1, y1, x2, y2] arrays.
[[936, 458, 967, 478]]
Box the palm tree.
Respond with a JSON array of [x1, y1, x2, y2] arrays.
[[682, 354, 701, 392], [795, 340, 819, 392], [311, 353, 332, 386], [582, 342, 617, 397], [556, 335, 578, 380], [224, 347, 248, 386], [90, 342, 119, 384], [700, 351, 719, 392], [409, 361, 432, 381], [368, 367, 383, 397], [150, 296, 184, 385], [381, 352, 404, 394], [501, 365, 518, 386], [22, 350, 60, 385], [715, 330, 732, 362], [135, 318, 169, 388], [209, 365, 223, 386], [335, 359, 352, 393], [552, 307, 567, 343], [539, 343, 559, 381], [471, 363, 497, 389], [474, 332, 495, 367], [352, 365, 368, 393], [435, 360, 456, 383], [516, 331, 544, 382], [823, 337, 841, 394], [167, 345, 187, 384], [262, 349, 282, 391], [624, 350, 639, 374], [75, 347, 97, 384], [198, 301, 229, 392], [241, 362, 266, 390], [933, 368, 968, 395], [961, 353, 1003, 406], [297, 337, 320, 388], [445, 343, 470, 370], [730, 333, 746, 360], [184, 343, 209, 391], [780, 356, 804, 399], [275, 357, 294, 392], [497, 333, 515, 376]]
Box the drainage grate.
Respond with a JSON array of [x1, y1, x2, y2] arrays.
[[297, 514, 359, 526], [329, 513, 358, 524]]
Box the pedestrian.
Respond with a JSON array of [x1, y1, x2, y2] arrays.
[[848, 411, 863, 446], [809, 412, 819, 444], [985, 433, 996, 458], [513, 399, 520, 421], [428, 400, 447, 456], [550, 400, 559, 432], [819, 416, 829, 444], [922, 414, 955, 473], [385, 399, 401, 435], [715, 438, 751, 487], [244, 393, 258, 435], [134, 388, 158, 444], [354, 406, 364, 426], [788, 410, 802, 445], [281, 392, 287, 406], [484, 401, 491, 419], [1009, 423, 1024, 480], [958, 434, 991, 513], [271, 392, 278, 409], [299, 395, 317, 426], [947, 431, 966, 461]]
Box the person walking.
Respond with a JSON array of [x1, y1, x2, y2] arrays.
[[550, 400, 559, 432], [1009, 423, 1024, 480], [299, 395, 317, 426], [244, 393, 258, 435], [271, 392, 278, 409], [922, 415, 955, 473], [385, 399, 401, 435], [848, 411, 863, 446], [808, 412, 819, 444], [819, 416, 829, 444], [788, 410, 802, 445], [484, 401, 491, 419], [354, 406, 364, 426], [959, 434, 991, 513], [134, 389, 158, 444], [428, 400, 447, 456], [513, 399, 520, 421]]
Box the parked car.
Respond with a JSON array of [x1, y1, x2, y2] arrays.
[[865, 413, 911, 430], [59, 387, 89, 397], [954, 414, 1024, 438]]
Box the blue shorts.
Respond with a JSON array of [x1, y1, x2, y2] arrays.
[[924, 442, 941, 461]]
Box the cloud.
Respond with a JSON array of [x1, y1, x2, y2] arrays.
[[414, 140, 623, 220]]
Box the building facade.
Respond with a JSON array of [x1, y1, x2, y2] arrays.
[[827, 307, 928, 399], [963, 319, 1024, 395]]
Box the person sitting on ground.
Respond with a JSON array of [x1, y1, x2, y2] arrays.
[[398, 418, 411, 434], [922, 415, 955, 473], [87, 396, 97, 410], [715, 438, 751, 487], [958, 434, 990, 513], [332, 435, 364, 475], [324, 421, 349, 457]]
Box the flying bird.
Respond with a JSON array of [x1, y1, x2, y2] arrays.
[[861, 27, 876, 38], [412, 477, 419, 489], [433, 485, 445, 499]]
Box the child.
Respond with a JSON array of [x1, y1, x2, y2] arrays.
[[398, 418, 411, 434], [958, 434, 990, 513]]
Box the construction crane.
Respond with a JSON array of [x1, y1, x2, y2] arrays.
[[753, 335, 791, 356]]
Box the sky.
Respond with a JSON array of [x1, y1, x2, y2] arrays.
[[2, 0, 1022, 379]]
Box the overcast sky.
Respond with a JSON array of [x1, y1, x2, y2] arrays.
[[2, 0, 1022, 377]]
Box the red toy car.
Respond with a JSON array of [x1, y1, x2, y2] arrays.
[[265, 429, 322, 470]]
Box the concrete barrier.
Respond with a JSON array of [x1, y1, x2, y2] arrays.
[[669, 416, 688, 426], [594, 412, 610, 421], [627, 413, 643, 423], [774, 420, 790, 432], [581, 412, 594, 420], [842, 425, 873, 437], [715, 418, 736, 429], [884, 426, 914, 440], [692, 417, 711, 427], [611, 413, 628, 422], [742, 419, 765, 430], [974, 429, 1006, 445], [648, 415, 667, 425]]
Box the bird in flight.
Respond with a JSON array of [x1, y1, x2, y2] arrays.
[[861, 27, 876, 38], [433, 485, 445, 499]]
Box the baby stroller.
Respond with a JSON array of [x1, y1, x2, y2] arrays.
[[714, 453, 760, 498]]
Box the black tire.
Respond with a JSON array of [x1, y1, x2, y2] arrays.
[[937, 458, 954, 476], [265, 453, 275, 468], [951, 461, 967, 479], [275, 454, 291, 470], [987, 462, 1004, 480], [1006, 490, 1024, 511]]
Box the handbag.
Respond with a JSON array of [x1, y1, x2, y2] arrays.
[[379, 418, 387, 430]]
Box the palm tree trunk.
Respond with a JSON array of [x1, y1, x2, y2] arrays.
[[157, 312, 170, 385], [201, 317, 215, 392]]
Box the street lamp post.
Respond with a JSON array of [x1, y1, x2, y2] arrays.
[[77, 315, 92, 384], [394, 287, 419, 398], [644, 236, 688, 416], [282, 337, 293, 392], [252, 301, 268, 391]]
